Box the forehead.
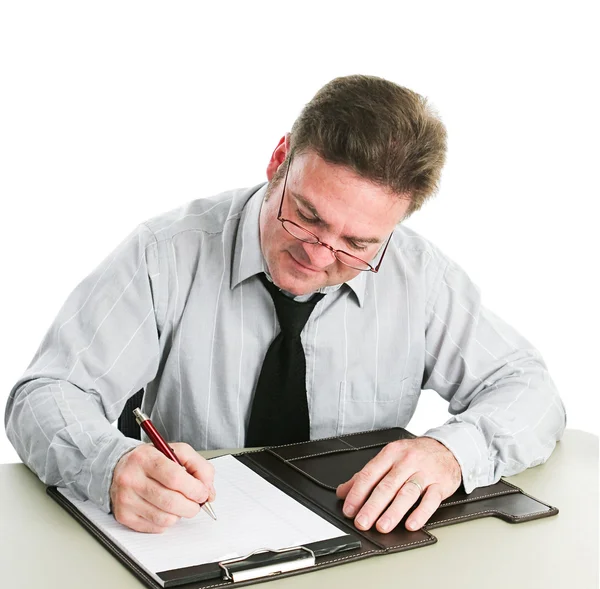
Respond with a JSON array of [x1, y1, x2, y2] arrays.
[[288, 151, 411, 230]]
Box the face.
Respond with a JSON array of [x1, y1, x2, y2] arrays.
[[260, 138, 412, 296]]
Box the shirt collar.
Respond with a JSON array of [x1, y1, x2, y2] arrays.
[[231, 184, 269, 289], [230, 184, 367, 307], [344, 271, 367, 307]]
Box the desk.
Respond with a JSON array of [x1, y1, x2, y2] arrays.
[[1, 429, 597, 589]]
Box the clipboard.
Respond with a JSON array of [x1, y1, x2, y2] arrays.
[[47, 427, 559, 588]]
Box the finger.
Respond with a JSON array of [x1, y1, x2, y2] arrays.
[[123, 515, 170, 534], [144, 447, 211, 505], [115, 494, 182, 533], [341, 451, 397, 518], [405, 483, 443, 531], [138, 477, 201, 519], [336, 474, 358, 499], [352, 466, 412, 531], [374, 476, 425, 533], [171, 443, 217, 500]]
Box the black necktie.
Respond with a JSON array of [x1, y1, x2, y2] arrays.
[[246, 274, 325, 446]]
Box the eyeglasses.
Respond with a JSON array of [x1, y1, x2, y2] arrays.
[[276, 154, 393, 272]]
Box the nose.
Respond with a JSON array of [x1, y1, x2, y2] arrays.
[[301, 241, 337, 269]]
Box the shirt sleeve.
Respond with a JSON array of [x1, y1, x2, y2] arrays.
[[421, 257, 567, 493], [4, 224, 162, 511]]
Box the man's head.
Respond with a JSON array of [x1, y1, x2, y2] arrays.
[[259, 75, 447, 296]]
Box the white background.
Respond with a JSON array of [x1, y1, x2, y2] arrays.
[[0, 1, 598, 464]]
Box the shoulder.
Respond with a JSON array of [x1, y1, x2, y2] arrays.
[[141, 184, 264, 243], [390, 224, 449, 272], [390, 225, 483, 321], [387, 224, 473, 306]]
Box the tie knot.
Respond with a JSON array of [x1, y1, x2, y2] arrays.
[[260, 274, 324, 338]]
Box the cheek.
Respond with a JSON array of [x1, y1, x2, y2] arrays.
[[265, 225, 295, 261], [329, 263, 361, 284]]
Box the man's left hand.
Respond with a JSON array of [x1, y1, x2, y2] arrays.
[[336, 437, 462, 533]]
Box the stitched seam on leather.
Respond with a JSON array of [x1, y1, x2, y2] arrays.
[[509, 508, 551, 520], [283, 441, 390, 462], [427, 507, 551, 526], [201, 580, 243, 589], [316, 538, 432, 563], [440, 488, 518, 507], [500, 479, 557, 511], [339, 438, 355, 449], [501, 479, 522, 491], [265, 449, 339, 490], [198, 543, 432, 589], [232, 427, 414, 460], [238, 427, 411, 455]]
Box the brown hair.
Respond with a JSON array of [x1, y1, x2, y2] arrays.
[[277, 75, 447, 217]]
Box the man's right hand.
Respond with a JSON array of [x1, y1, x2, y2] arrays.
[[109, 443, 216, 533]]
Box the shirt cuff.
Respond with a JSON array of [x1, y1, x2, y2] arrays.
[[422, 422, 493, 494], [80, 435, 144, 513]]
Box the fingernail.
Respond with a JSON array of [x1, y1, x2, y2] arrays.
[[407, 520, 418, 530], [379, 518, 391, 532], [355, 514, 368, 529], [343, 504, 356, 517]]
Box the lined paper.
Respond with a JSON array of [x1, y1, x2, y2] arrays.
[[58, 454, 345, 583]]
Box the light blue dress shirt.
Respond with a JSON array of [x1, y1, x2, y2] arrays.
[[5, 183, 566, 512]]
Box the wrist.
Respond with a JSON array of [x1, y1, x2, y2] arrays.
[[420, 435, 462, 485]]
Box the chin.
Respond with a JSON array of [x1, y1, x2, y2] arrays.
[[268, 250, 329, 295], [275, 275, 313, 296], [271, 266, 317, 296], [287, 283, 315, 296]]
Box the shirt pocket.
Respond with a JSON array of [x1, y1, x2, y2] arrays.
[[336, 376, 419, 436]]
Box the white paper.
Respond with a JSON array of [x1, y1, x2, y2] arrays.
[[58, 454, 345, 585]]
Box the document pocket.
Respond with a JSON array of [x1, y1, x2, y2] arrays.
[[238, 426, 559, 560]]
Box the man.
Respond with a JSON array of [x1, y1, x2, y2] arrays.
[[5, 75, 565, 536]]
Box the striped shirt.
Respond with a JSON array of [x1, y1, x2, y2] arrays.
[[5, 183, 566, 512]]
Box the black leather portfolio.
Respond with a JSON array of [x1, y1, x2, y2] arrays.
[[47, 427, 559, 588]]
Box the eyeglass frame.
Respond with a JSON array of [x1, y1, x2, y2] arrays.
[[276, 153, 394, 273]]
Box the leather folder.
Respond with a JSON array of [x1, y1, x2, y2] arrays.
[[47, 427, 559, 588]]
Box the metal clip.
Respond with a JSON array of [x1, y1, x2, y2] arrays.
[[218, 546, 316, 582]]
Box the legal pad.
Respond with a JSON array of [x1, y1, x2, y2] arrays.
[[48, 427, 559, 588]]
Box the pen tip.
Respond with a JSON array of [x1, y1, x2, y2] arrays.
[[203, 503, 217, 521]]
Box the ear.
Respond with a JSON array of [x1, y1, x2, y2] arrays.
[[266, 134, 290, 181]]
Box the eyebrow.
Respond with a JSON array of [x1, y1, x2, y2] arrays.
[[290, 191, 383, 245]]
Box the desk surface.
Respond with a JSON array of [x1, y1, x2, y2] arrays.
[[1, 429, 597, 589]]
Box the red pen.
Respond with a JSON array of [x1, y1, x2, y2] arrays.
[[133, 408, 217, 520]]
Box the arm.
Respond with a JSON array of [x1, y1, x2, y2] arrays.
[[5, 224, 162, 510], [422, 258, 566, 492], [337, 254, 566, 533]]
